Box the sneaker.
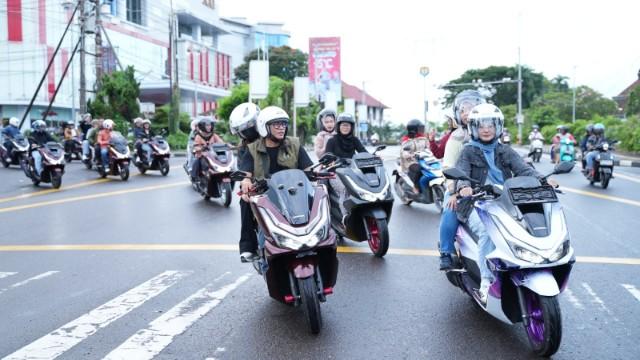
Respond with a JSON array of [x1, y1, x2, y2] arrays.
[[479, 278, 491, 304], [240, 252, 258, 263], [439, 254, 453, 271]]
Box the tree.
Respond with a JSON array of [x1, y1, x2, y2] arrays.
[[626, 86, 640, 117], [88, 66, 140, 132], [549, 75, 570, 92], [443, 65, 546, 108], [234, 46, 308, 82]]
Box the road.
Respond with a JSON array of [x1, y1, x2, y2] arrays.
[[0, 146, 639, 359]]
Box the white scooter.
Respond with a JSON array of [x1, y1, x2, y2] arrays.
[[442, 161, 575, 357], [529, 139, 544, 163]]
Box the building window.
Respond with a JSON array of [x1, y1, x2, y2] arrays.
[[126, 0, 143, 25]]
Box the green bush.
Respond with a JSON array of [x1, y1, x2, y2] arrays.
[[167, 131, 189, 150]]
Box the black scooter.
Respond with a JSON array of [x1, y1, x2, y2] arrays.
[[329, 146, 394, 257], [584, 141, 616, 189]]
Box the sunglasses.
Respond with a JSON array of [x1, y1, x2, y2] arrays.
[[270, 121, 288, 129]]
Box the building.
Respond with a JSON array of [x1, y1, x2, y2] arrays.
[[0, 0, 287, 128], [613, 69, 640, 117], [342, 81, 388, 138]]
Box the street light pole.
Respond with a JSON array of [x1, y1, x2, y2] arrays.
[[572, 65, 577, 123], [420, 66, 429, 124], [517, 46, 523, 145]]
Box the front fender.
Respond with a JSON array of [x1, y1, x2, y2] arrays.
[[511, 271, 559, 297], [429, 177, 445, 187], [600, 167, 612, 175], [291, 258, 316, 279]]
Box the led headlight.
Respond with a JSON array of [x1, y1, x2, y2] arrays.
[[548, 240, 570, 262], [602, 143, 609, 151], [510, 244, 545, 264]]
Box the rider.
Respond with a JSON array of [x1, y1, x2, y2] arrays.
[[134, 119, 155, 164], [238, 106, 314, 262], [583, 123, 607, 178], [399, 119, 430, 193], [2, 117, 21, 161], [83, 119, 101, 161], [29, 120, 55, 177], [455, 103, 557, 303], [97, 119, 114, 169], [314, 108, 337, 158], [190, 117, 224, 180], [229, 102, 261, 260], [551, 125, 575, 163], [438, 90, 486, 270], [63, 121, 77, 155], [428, 112, 455, 159], [528, 124, 544, 142], [325, 113, 366, 158], [580, 124, 594, 157], [185, 118, 200, 173], [79, 113, 92, 142]]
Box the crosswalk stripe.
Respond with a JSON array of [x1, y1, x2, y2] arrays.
[[103, 274, 251, 360], [581, 282, 619, 322], [3, 270, 191, 360], [622, 284, 640, 303], [0, 271, 59, 296], [563, 288, 585, 310], [0, 272, 18, 279]]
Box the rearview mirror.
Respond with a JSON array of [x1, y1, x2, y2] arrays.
[[230, 170, 249, 182], [443, 168, 475, 183], [553, 161, 575, 175], [318, 152, 338, 165]]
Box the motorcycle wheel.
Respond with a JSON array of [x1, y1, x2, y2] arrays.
[[51, 170, 62, 189], [394, 178, 412, 205], [160, 159, 170, 176], [601, 172, 610, 189], [222, 182, 232, 208], [64, 153, 72, 163], [522, 289, 562, 357], [119, 164, 130, 181], [20, 157, 30, 177], [137, 165, 146, 175], [1, 156, 8, 168], [29, 164, 40, 186], [432, 185, 445, 213], [366, 217, 390, 257], [298, 276, 322, 334]]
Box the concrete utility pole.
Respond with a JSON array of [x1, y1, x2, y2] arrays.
[[95, 0, 102, 91], [517, 46, 523, 145], [79, 0, 87, 114], [420, 66, 430, 124]]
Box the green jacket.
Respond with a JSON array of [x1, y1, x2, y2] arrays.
[[247, 136, 300, 180]]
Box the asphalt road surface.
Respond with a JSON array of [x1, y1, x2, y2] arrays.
[[1, 146, 639, 359]]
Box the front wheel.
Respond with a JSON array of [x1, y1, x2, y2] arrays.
[[601, 172, 610, 189], [64, 153, 72, 163], [523, 290, 562, 357], [119, 163, 130, 181], [394, 178, 412, 205], [160, 158, 170, 176], [222, 182, 232, 208], [1, 155, 8, 168], [366, 217, 390, 257], [51, 170, 62, 189], [298, 276, 322, 334], [432, 185, 445, 213]]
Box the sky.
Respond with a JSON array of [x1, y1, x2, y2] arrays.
[[219, 0, 640, 124]]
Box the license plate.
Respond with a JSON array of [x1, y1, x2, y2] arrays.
[[599, 160, 613, 166], [223, 178, 231, 183]]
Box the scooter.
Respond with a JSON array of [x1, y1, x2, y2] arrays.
[[393, 150, 445, 212], [442, 161, 575, 357], [501, 131, 512, 145], [97, 131, 131, 181], [82, 145, 95, 170], [1, 134, 29, 172], [230, 154, 338, 334], [528, 139, 543, 163], [63, 136, 83, 163], [558, 137, 575, 163], [26, 141, 66, 189], [192, 144, 236, 207], [584, 141, 615, 189], [329, 146, 394, 257], [135, 135, 171, 176]]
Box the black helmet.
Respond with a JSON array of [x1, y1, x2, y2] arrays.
[[532, 124, 539, 130], [316, 108, 337, 132], [336, 113, 355, 136], [585, 124, 594, 134], [453, 90, 486, 126], [197, 117, 216, 136], [406, 119, 423, 138]]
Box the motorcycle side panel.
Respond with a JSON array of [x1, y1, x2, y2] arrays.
[[428, 177, 445, 187], [511, 271, 560, 297]]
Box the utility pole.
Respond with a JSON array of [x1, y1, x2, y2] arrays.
[[572, 66, 577, 123], [79, 0, 87, 114], [517, 46, 523, 145], [95, 0, 102, 91]]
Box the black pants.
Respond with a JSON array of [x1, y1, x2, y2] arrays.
[[3, 141, 13, 158], [408, 163, 422, 189], [239, 199, 258, 254], [191, 157, 208, 179]]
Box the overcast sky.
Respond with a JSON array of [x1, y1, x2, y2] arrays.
[[219, 0, 640, 124]]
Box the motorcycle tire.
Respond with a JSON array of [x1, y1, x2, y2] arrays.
[[522, 289, 562, 357], [119, 164, 130, 181], [298, 276, 322, 335], [29, 164, 40, 186], [137, 165, 146, 175], [51, 170, 62, 189], [394, 178, 412, 206], [366, 217, 390, 257], [160, 159, 170, 176], [432, 185, 445, 213], [1, 156, 8, 168], [601, 172, 610, 189], [21, 157, 30, 177], [222, 182, 232, 208], [64, 153, 72, 163]]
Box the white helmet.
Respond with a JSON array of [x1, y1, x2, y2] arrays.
[[103, 119, 115, 130], [133, 117, 144, 127], [190, 118, 199, 131], [229, 102, 260, 142], [468, 103, 504, 142], [9, 117, 19, 127], [256, 106, 289, 138], [142, 119, 151, 126]]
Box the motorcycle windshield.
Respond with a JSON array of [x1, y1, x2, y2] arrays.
[[13, 134, 28, 146], [110, 132, 128, 153], [266, 169, 314, 226], [153, 136, 168, 150]]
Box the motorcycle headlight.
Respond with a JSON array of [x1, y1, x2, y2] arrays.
[[602, 143, 609, 151], [510, 244, 545, 264], [548, 240, 570, 262], [273, 230, 322, 250]]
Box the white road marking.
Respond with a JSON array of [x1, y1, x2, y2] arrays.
[[0, 272, 17, 279], [3, 270, 191, 360], [104, 274, 251, 360], [614, 172, 640, 184], [563, 288, 585, 310], [0, 271, 59, 295], [622, 284, 640, 303], [581, 282, 619, 322]]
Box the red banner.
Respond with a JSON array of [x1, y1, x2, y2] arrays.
[[308, 37, 341, 101]]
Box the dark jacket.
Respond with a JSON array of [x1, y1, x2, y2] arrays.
[[2, 125, 20, 139], [31, 131, 55, 146], [134, 128, 155, 141], [455, 142, 541, 191], [325, 135, 366, 159]]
